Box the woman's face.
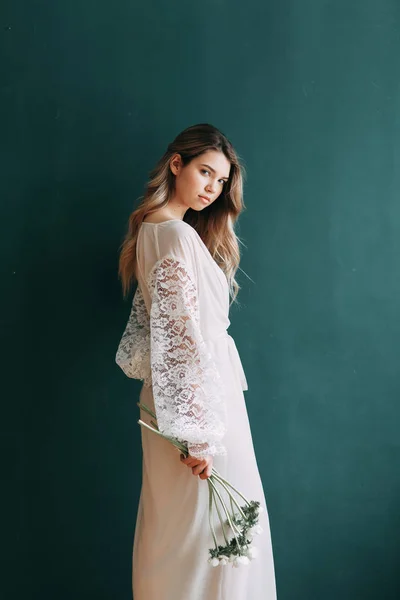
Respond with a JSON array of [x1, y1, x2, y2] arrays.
[[170, 150, 231, 212]]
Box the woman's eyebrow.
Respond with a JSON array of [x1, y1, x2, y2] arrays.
[[200, 163, 229, 180]]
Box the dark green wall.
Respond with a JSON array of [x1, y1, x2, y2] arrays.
[[2, 1, 400, 598]]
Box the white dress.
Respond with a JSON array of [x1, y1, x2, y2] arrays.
[[115, 219, 277, 600]]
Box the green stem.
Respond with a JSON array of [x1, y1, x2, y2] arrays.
[[212, 468, 251, 506], [138, 420, 177, 445], [210, 484, 229, 545], [137, 402, 157, 420], [208, 481, 218, 549], [137, 420, 188, 456], [208, 477, 241, 549], [211, 473, 247, 520], [230, 494, 235, 517]]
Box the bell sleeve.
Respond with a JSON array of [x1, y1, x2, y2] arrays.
[[147, 252, 228, 460], [115, 285, 152, 387]]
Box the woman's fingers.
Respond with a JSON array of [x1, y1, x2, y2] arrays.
[[197, 468, 207, 479], [199, 464, 212, 480], [180, 454, 205, 472], [192, 462, 206, 476], [180, 454, 213, 479], [180, 454, 198, 467]]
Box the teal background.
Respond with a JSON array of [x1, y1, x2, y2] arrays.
[[2, 1, 400, 598]]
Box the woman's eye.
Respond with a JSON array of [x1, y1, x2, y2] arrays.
[[201, 169, 225, 185]]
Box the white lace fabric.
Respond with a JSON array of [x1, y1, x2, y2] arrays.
[[116, 254, 227, 460], [115, 285, 152, 386]]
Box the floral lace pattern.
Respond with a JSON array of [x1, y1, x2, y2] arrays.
[[115, 255, 228, 459], [147, 256, 227, 459], [115, 285, 152, 387]]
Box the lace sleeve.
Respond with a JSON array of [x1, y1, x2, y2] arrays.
[[115, 285, 152, 387], [147, 255, 227, 460]]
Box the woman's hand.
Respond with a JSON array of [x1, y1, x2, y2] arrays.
[[180, 453, 213, 480]]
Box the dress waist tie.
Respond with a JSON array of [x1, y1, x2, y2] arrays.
[[226, 333, 248, 391], [205, 330, 248, 392]]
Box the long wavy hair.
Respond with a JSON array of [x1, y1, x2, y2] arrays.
[[117, 123, 248, 304]]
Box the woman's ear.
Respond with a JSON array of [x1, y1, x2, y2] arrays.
[[169, 153, 182, 176]]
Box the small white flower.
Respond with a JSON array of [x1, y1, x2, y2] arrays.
[[233, 555, 250, 567], [252, 524, 263, 535], [229, 554, 236, 563], [246, 546, 259, 560], [219, 555, 229, 566], [208, 557, 219, 567], [233, 557, 241, 568]]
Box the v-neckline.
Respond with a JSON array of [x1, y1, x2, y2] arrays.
[[140, 219, 228, 291], [180, 224, 227, 284]]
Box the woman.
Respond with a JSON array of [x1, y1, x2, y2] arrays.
[[115, 123, 277, 599]]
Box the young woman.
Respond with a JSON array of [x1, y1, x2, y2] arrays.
[[115, 123, 277, 599]]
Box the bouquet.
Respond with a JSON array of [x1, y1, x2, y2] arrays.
[[137, 402, 264, 568]]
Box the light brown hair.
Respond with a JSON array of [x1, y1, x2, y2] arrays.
[[117, 123, 247, 304]]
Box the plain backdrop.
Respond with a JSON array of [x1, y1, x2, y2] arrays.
[[2, 1, 400, 598]]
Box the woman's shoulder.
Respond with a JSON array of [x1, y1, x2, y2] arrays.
[[162, 222, 200, 255], [141, 219, 198, 262], [142, 217, 198, 241]]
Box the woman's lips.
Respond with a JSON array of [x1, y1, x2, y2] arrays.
[[199, 195, 211, 204]]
